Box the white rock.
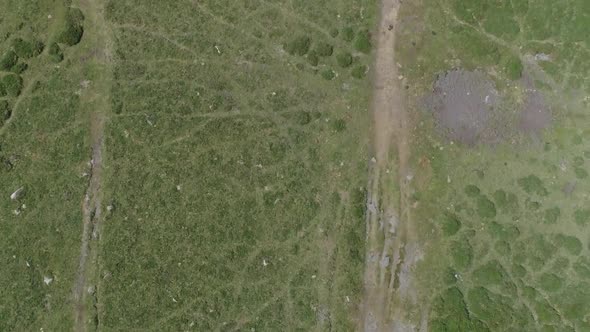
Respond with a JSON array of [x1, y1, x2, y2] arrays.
[[10, 187, 24, 200], [43, 276, 53, 285]]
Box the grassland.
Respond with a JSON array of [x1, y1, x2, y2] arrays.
[[0, 0, 382, 330], [395, 0, 590, 330]]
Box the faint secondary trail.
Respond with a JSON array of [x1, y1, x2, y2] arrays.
[[362, 0, 416, 330], [73, 0, 113, 330]]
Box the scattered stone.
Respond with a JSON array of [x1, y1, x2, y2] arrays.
[[10, 187, 24, 200], [43, 276, 53, 285]]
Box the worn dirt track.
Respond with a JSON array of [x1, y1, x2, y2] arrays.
[[362, 0, 416, 330], [73, 0, 113, 330]]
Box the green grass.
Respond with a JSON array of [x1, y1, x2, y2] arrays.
[[397, 0, 590, 329]]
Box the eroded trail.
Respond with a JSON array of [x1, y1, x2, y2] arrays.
[[73, 0, 113, 330], [362, 0, 416, 330]]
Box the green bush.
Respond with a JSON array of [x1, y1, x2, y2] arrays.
[[11, 38, 44, 58], [441, 212, 461, 236], [472, 260, 507, 285], [511, 264, 526, 278], [502, 54, 523, 80], [542, 207, 560, 224], [306, 50, 318, 66], [573, 258, 590, 278], [351, 65, 366, 79], [341, 26, 354, 42], [493, 189, 519, 212], [494, 241, 510, 255], [0, 100, 10, 126], [58, 8, 85, 46], [574, 209, 590, 226], [285, 35, 311, 56], [537, 273, 563, 292], [354, 30, 372, 53], [451, 239, 473, 270], [320, 68, 335, 80], [476, 195, 496, 218], [553, 234, 582, 255], [10, 62, 27, 74], [332, 118, 346, 132], [48, 43, 64, 63], [0, 82, 6, 97], [464, 184, 480, 197], [336, 52, 353, 68], [314, 42, 333, 57], [2, 74, 23, 96], [0, 50, 18, 70], [517, 175, 548, 196], [329, 27, 339, 38], [574, 167, 588, 179]]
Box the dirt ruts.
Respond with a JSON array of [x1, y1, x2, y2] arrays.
[[362, 0, 419, 330]]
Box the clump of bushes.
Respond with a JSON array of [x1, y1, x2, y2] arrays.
[[542, 207, 560, 224], [517, 174, 548, 196], [501, 54, 523, 80], [2, 74, 23, 96], [58, 7, 85, 46], [441, 212, 461, 236], [351, 65, 367, 79], [332, 118, 346, 132], [451, 239, 473, 270], [314, 42, 333, 57], [537, 273, 563, 292], [48, 43, 64, 63], [464, 184, 480, 197], [0, 50, 18, 70], [553, 234, 582, 255], [336, 52, 353, 68], [0, 100, 10, 126], [10, 62, 27, 74], [354, 30, 372, 53], [11, 38, 44, 58], [574, 167, 588, 179], [306, 50, 318, 66], [321, 68, 335, 80], [476, 195, 496, 218], [341, 26, 355, 42], [574, 208, 590, 226], [285, 35, 311, 56], [472, 260, 507, 285], [493, 189, 519, 213]]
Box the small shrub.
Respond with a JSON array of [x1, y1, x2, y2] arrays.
[[553, 234, 582, 255], [0, 82, 6, 97], [320, 68, 335, 80], [472, 260, 507, 285], [353, 30, 372, 53], [351, 65, 366, 79], [574, 167, 588, 179], [543, 207, 560, 224], [11, 38, 44, 58], [476, 195, 496, 218], [511, 264, 526, 278], [332, 118, 346, 132], [0, 50, 18, 70], [495, 241, 510, 255], [517, 174, 548, 196], [464, 184, 480, 197], [441, 212, 461, 236], [0, 100, 10, 125], [574, 209, 590, 226], [2, 74, 23, 96], [341, 26, 354, 42], [48, 43, 64, 63], [336, 52, 353, 68], [451, 239, 473, 270], [295, 111, 311, 125], [10, 62, 27, 74], [573, 258, 590, 278], [537, 273, 563, 292], [525, 199, 540, 211], [329, 27, 339, 38], [502, 54, 523, 80], [58, 8, 85, 46], [306, 50, 318, 66], [573, 156, 584, 166], [314, 42, 333, 57], [285, 35, 311, 56]]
